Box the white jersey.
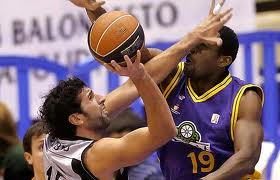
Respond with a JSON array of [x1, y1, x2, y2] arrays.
[[43, 134, 98, 180]]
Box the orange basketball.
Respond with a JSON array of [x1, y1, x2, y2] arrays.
[[88, 11, 145, 65]]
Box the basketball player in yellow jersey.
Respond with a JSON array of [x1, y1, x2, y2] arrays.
[[106, 3, 263, 180]]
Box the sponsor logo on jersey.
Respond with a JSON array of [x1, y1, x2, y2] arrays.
[[171, 104, 180, 115], [172, 121, 211, 151], [211, 113, 220, 124]]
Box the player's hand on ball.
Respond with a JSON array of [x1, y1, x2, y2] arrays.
[[106, 50, 146, 80]]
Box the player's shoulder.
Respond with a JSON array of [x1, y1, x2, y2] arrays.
[[230, 75, 263, 105], [44, 134, 94, 157], [82, 137, 123, 177], [86, 137, 121, 156], [160, 62, 185, 93]]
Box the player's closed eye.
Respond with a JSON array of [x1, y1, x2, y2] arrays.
[[88, 90, 95, 101]]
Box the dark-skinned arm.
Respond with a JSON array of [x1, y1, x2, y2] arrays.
[[202, 89, 263, 180], [104, 3, 233, 117]]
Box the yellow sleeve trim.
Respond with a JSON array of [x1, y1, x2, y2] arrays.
[[230, 84, 264, 141], [162, 62, 184, 99], [242, 170, 262, 179]]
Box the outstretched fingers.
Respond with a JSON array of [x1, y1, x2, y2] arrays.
[[210, 12, 233, 32], [135, 50, 141, 65], [209, 0, 216, 15], [103, 63, 115, 72], [124, 55, 133, 68], [110, 60, 123, 72], [211, 8, 232, 24]]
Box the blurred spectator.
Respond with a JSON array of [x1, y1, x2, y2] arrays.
[[0, 102, 33, 180], [23, 121, 48, 180], [106, 109, 165, 180]]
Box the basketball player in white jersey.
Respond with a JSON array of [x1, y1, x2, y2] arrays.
[[41, 52, 177, 180]]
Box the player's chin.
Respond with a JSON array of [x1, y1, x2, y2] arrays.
[[91, 116, 110, 131], [99, 116, 111, 129]]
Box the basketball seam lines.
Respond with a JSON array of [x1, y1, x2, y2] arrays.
[[91, 17, 140, 57], [95, 14, 133, 54], [101, 23, 140, 57], [121, 35, 139, 54]]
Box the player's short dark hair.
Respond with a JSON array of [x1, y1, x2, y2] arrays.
[[39, 77, 85, 139], [106, 109, 146, 134], [23, 121, 48, 154], [218, 26, 239, 66]]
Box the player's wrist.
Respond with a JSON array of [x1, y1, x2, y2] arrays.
[[184, 32, 201, 48], [175, 34, 196, 56]]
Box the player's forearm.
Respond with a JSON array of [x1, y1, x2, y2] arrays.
[[131, 72, 176, 143], [70, 0, 106, 22], [104, 48, 162, 118], [202, 152, 257, 180], [86, 8, 106, 22], [105, 80, 137, 118], [141, 47, 162, 64], [70, 0, 85, 7], [104, 35, 195, 118], [145, 34, 196, 84]]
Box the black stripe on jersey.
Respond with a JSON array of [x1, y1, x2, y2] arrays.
[[80, 142, 128, 180], [79, 141, 99, 180], [115, 168, 128, 180], [72, 158, 98, 180]]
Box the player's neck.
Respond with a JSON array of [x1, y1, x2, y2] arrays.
[[33, 172, 45, 180], [76, 127, 105, 140], [190, 71, 229, 96]]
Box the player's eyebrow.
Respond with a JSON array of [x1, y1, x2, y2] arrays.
[[87, 89, 94, 99]]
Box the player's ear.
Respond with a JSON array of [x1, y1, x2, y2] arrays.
[[24, 152, 33, 165], [218, 56, 232, 68], [69, 113, 84, 126]]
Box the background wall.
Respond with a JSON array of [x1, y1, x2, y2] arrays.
[[0, 0, 256, 121]]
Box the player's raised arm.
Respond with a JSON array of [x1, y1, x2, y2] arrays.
[[103, 1, 232, 117], [83, 51, 177, 179]]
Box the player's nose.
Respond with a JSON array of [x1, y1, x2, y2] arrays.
[[96, 94, 105, 104]]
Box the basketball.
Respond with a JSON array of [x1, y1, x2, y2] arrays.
[[88, 11, 145, 65]]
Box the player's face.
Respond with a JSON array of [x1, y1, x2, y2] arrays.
[[185, 43, 220, 79], [24, 134, 45, 179], [31, 134, 45, 177], [79, 87, 110, 130]]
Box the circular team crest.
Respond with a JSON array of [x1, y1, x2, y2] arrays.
[[176, 121, 201, 143]]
